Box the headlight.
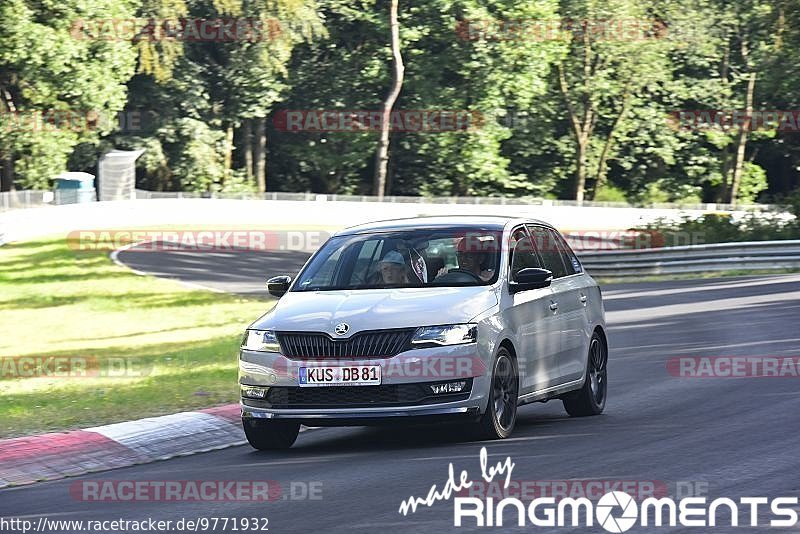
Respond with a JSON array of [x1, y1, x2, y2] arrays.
[[411, 324, 477, 348], [241, 330, 281, 352]]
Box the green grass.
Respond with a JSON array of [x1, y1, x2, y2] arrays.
[[0, 237, 271, 438]]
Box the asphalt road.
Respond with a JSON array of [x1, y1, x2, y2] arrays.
[[114, 244, 313, 297], [3, 245, 800, 533]]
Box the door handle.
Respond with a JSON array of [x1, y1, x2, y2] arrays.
[[549, 301, 558, 311], [580, 294, 588, 303]]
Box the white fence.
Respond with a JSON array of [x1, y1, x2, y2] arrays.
[[2, 193, 798, 278], [131, 189, 773, 213], [0, 196, 779, 247], [0, 188, 781, 213]]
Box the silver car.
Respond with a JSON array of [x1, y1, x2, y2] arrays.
[[239, 216, 608, 449]]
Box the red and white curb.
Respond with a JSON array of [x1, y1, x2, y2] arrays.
[[0, 404, 292, 489]]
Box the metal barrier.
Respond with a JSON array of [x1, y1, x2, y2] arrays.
[[578, 240, 800, 276]]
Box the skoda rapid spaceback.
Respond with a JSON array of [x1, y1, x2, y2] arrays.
[[239, 216, 608, 449]]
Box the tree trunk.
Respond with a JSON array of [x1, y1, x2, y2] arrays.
[[729, 71, 756, 206], [575, 137, 587, 204], [592, 89, 631, 200], [0, 154, 14, 192], [373, 0, 404, 199], [557, 64, 593, 205], [223, 125, 234, 186], [243, 119, 253, 182], [0, 86, 16, 192], [254, 117, 266, 193]]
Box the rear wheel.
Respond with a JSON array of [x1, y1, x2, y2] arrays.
[[476, 348, 518, 439], [243, 418, 300, 450], [563, 332, 607, 417]]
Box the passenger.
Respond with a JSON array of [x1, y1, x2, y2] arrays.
[[378, 250, 409, 285]]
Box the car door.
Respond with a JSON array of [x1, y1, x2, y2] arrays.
[[552, 231, 595, 382], [528, 225, 589, 385], [504, 226, 562, 395]]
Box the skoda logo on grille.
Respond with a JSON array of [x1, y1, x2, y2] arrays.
[[334, 323, 350, 336]]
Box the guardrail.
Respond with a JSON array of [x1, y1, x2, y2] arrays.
[[578, 240, 800, 276]]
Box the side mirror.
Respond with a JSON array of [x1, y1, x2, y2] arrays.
[[509, 268, 552, 293], [267, 275, 292, 298]]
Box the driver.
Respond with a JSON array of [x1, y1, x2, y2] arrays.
[[436, 236, 495, 281]]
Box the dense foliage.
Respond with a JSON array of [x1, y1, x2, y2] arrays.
[[2, 0, 800, 204]]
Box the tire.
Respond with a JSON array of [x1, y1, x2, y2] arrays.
[[476, 347, 519, 439], [242, 418, 300, 450], [563, 331, 607, 417]]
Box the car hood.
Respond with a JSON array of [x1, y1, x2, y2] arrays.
[[251, 286, 498, 335]]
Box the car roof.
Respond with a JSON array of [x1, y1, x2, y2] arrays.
[[336, 215, 553, 236]]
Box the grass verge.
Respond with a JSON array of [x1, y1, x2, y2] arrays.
[[0, 237, 270, 438]]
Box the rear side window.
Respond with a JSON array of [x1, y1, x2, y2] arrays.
[[555, 232, 582, 275], [528, 225, 568, 278]]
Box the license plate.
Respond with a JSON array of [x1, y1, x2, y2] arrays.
[[298, 365, 381, 387]]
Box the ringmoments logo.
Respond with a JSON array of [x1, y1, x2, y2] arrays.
[[398, 448, 800, 531]]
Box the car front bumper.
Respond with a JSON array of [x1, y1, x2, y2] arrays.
[[240, 403, 482, 426], [239, 343, 490, 424]]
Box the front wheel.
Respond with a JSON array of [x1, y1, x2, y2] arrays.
[[476, 348, 519, 439], [243, 418, 300, 450], [563, 332, 607, 417]]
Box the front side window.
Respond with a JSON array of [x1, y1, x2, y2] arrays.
[[509, 227, 542, 278], [292, 228, 502, 291]]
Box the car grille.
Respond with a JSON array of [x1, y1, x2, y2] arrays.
[[255, 380, 472, 409], [276, 329, 415, 359]]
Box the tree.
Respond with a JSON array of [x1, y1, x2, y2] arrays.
[[0, 0, 137, 190], [553, 0, 674, 203], [373, 0, 404, 198], [112, 0, 324, 193], [713, 0, 780, 205]]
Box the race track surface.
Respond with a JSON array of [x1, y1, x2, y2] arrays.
[[3, 244, 799, 533]]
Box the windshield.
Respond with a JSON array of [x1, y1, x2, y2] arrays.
[[292, 228, 502, 291]]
